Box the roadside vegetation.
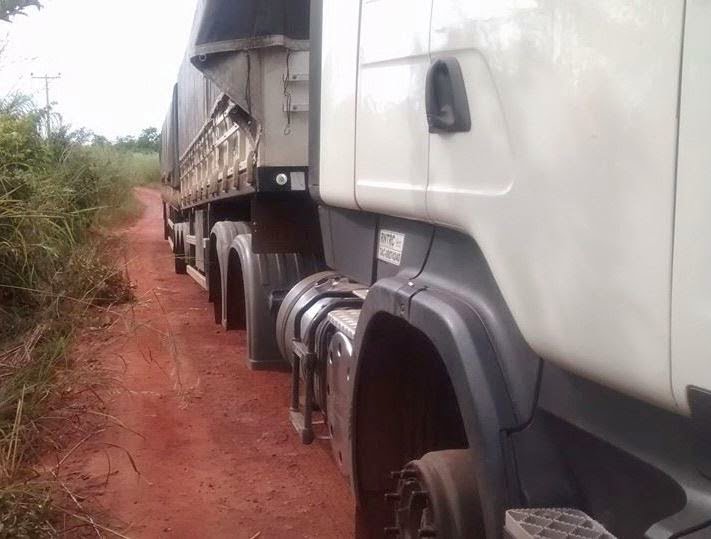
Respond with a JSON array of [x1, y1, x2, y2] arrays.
[[0, 93, 159, 536]]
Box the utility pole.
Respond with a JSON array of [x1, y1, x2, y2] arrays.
[[30, 72, 61, 138]]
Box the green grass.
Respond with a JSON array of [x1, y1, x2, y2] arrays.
[[92, 148, 160, 227], [0, 98, 156, 535]]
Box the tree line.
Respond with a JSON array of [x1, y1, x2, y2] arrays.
[[90, 126, 161, 154]]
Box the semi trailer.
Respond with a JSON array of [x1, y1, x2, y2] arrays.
[[161, 1, 711, 537]]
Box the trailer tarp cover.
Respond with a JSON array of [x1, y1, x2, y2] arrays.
[[191, 0, 309, 57], [187, 0, 309, 119]]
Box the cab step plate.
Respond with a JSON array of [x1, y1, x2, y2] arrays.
[[505, 508, 615, 539]]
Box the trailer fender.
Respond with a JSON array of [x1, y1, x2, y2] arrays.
[[226, 233, 321, 369], [351, 276, 519, 537], [209, 221, 251, 325]]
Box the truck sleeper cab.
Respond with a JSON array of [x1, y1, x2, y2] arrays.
[[161, 0, 711, 537]]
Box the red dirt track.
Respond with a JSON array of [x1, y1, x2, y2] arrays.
[[67, 187, 354, 538]]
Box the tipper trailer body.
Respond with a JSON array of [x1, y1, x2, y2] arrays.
[[161, 1, 711, 537]]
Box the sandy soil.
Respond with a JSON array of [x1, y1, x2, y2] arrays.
[[62, 187, 354, 538]]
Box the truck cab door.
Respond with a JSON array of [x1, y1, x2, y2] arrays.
[[426, 1, 683, 412], [355, 0, 432, 219]]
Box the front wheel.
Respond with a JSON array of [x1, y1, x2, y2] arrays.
[[386, 450, 483, 538]]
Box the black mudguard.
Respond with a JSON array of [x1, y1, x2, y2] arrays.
[[226, 229, 321, 369], [349, 227, 543, 536], [210, 221, 250, 323], [352, 277, 513, 536]]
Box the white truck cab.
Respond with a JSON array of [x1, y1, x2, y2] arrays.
[[311, 0, 711, 536], [320, 0, 709, 416]]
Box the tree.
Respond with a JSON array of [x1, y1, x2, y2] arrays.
[[113, 128, 160, 154], [136, 127, 160, 152], [0, 0, 42, 22], [0, 92, 34, 116], [92, 134, 109, 147]]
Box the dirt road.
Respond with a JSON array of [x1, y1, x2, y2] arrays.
[[65, 187, 354, 538]]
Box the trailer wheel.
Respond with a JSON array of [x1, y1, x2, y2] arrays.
[[208, 235, 222, 322], [211, 222, 252, 326], [174, 230, 186, 275], [162, 203, 169, 241], [174, 248, 187, 274]]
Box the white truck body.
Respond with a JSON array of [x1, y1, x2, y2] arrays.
[[319, 0, 710, 415]]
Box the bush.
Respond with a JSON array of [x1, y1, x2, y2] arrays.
[[0, 104, 157, 328], [0, 97, 154, 533]]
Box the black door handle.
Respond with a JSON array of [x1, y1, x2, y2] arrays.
[[425, 57, 471, 133]]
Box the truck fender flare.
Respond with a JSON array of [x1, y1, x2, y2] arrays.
[[351, 276, 518, 537], [210, 221, 251, 325]]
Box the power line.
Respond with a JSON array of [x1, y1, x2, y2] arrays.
[[31, 72, 61, 137]]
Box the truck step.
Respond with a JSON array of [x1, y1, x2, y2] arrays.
[[505, 508, 615, 539], [326, 308, 361, 341]]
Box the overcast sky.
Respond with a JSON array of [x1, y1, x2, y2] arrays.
[[0, 0, 197, 139]]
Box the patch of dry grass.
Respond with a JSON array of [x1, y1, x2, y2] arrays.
[[0, 98, 149, 536]]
